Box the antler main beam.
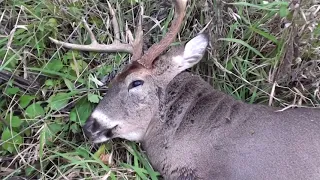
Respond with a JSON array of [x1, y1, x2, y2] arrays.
[[138, 0, 188, 68], [49, 0, 137, 54]]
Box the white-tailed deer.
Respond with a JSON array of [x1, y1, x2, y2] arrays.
[[50, 0, 320, 179]]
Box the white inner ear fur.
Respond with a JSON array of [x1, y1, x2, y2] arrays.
[[154, 34, 209, 85], [172, 34, 209, 72]]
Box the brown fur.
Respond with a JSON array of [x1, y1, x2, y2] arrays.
[[114, 61, 144, 82]]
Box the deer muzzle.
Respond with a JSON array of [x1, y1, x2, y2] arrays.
[[83, 116, 118, 143]]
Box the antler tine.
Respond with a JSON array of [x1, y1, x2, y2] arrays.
[[49, 5, 133, 54], [132, 4, 144, 61], [138, 0, 188, 69], [107, 0, 120, 44]]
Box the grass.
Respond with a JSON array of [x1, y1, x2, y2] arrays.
[[0, 0, 319, 179]]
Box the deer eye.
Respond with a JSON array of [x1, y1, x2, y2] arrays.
[[128, 80, 144, 90]]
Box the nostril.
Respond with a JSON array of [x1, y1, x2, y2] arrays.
[[83, 118, 92, 129], [83, 125, 91, 138], [83, 117, 101, 134], [92, 119, 99, 132], [83, 117, 96, 137]]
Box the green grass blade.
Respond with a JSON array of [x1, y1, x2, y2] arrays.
[[218, 38, 265, 58], [249, 26, 278, 44]]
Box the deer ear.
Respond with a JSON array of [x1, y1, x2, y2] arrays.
[[173, 34, 209, 72]]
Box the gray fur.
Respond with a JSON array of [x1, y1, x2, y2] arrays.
[[84, 34, 320, 179], [143, 72, 320, 179]]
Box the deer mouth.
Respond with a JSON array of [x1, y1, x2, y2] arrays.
[[91, 125, 118, 143], [103, 125, 117, 138]]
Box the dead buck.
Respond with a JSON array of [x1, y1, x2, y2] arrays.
[[50, 0, 320, 179]]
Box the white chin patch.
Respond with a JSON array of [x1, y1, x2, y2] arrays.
[[121, 131, 144, 142], [92, 136, 110, 144]]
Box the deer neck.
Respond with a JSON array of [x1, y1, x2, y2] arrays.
[[145, 71, 242, 132], [141, 72, 252, 172]]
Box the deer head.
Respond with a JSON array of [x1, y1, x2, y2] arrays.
[[50, 0, 208, 143], [83, 33, 208, 143]]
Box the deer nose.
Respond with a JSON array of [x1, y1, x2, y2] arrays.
[[83, 116, 99, 138]]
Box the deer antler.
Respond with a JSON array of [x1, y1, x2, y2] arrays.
[[138, 0, 188, 68], [49, 1, 144, 55], [131, 4, 144, 61], [49, 0, 187, 68], [49, 18, 133, 53]]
